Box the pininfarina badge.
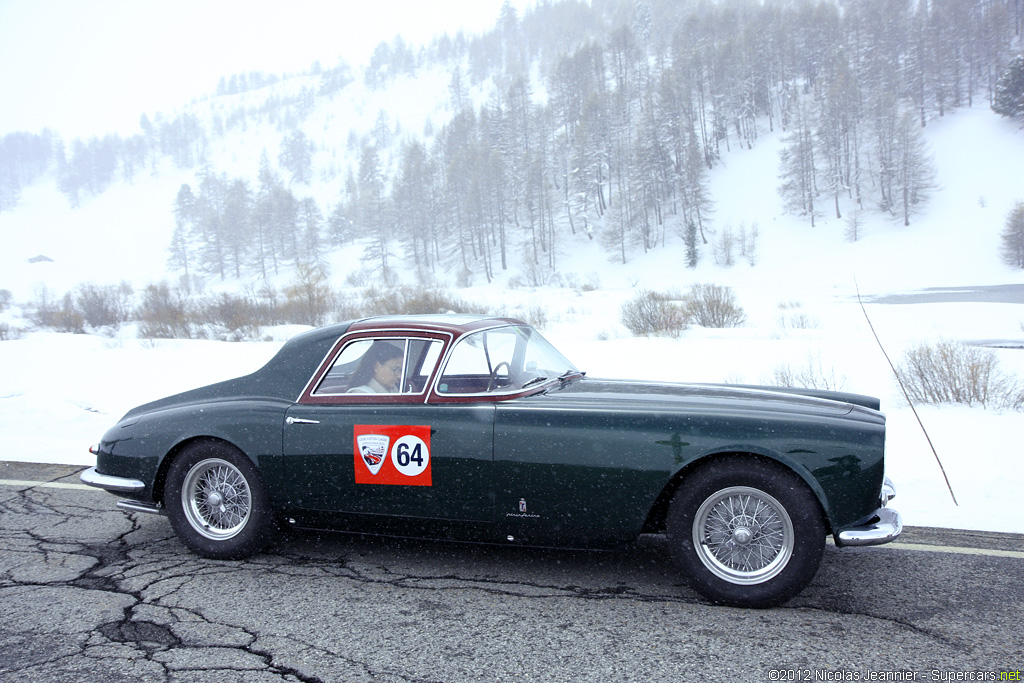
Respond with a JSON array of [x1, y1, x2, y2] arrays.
[[356, 434, 390, 475]]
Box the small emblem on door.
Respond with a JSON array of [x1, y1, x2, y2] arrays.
[[505, 498, 540, 519], [356, 434, 390, 475]]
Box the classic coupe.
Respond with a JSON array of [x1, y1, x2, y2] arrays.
[[82, 315, 901, 608]]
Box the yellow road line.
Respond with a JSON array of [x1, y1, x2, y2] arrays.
[[889, 541, 1024, 560], [0, 479, 94, 491]]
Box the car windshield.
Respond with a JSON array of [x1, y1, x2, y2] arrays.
[[437, 325, 578, 395]]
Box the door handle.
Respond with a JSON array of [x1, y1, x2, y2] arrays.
[[286, 417, 320, 425]]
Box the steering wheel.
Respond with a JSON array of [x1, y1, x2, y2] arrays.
[[486, 361, 512, 392]]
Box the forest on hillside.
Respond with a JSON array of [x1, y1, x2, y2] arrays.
[[2, 0, 1023, 287]]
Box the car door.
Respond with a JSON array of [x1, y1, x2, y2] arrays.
[[281, 334, 495, 523], [283, 403, 495, 521]]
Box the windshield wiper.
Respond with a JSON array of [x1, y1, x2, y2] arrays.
[[520, 376, 549, 389], [522, 370, 584, 391], [557, 370, 585, 386]]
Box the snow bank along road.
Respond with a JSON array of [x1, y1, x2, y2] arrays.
[[1, 462, 1021, 682]]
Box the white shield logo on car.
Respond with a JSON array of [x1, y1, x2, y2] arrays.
[[356, 434, 390, 476]]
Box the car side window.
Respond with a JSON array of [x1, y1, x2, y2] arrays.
[[438, 328, 518, 394], [405, 339, 443, 394], [313, 338, 442, 396], [436, 325, 577, 395]]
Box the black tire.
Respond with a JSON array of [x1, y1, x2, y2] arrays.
[[666, 456, 825, 608], [164, 441, 276, 560]]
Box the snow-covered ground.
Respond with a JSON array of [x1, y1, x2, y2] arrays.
[[2, 105, 1023, 534]]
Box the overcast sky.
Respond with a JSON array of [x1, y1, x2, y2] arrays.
[[0, 0, 531, 139]]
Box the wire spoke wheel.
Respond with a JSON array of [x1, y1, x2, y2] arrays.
[[181, 458, 252, 540], [667, 457, 824, 607], [692, 485, 795, 585]]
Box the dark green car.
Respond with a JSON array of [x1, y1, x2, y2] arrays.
[[82, 315, 901, 608]]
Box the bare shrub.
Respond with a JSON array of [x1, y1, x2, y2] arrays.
[[781, 313, 819, 329], [0, 323, 25, 341], [509, 305, 549, 329], [455, 267, 474, 288], [518, 258, 557, 287], [138, 282, 194, 339], [198, 292, 268, 341], [776, 302, 819, 330], [281, 264, 334, 327], [362, 286, 471, 316], [896, 340, 1023, 410], [333, 292, 364, 322], [28, 287, 56, 328], [250, 282, 283, 326], [75, 281, 134, 328], [683, 283, 746, 328], [620, 290, 688, 337], [0, 289, 12, 312], [344, 268, 374, 288], [30, 287, 84, 333], [768, 354, 847, 391]]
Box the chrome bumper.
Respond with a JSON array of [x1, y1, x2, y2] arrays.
[[80, 466, 146, 493], [835, 477, 903, 547]]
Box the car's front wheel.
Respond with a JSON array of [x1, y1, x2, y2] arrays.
[[164, 441, 275, 560], [666, 456, 825, 608]]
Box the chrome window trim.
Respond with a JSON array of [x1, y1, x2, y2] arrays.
[[296, 328, 454, 403], [431, 323, 568, 399]]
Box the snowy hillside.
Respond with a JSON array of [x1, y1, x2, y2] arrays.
[[1, 0, 1024, 535], [2, 100, 1024, 534]]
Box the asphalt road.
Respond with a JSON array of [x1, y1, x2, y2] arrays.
[[1, 462, 1022, 683]]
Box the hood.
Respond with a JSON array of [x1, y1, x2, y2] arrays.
[[540, 377, 883, 422]]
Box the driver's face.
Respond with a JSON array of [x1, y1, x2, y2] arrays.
[[373, 358, 402, 391]]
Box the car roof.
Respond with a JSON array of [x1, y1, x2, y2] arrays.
[[278, 315, 524, 364], [345, 314, 523, 336], [122, 316, 532, 418]]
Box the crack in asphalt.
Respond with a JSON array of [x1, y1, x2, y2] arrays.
[[253, 551, 974, 659], [250, 546, 697, 606], [0, 503, 451, 683], [796, 603, 965, 651], [2, 513, 692, 682], [2, 480, 1020, 680]]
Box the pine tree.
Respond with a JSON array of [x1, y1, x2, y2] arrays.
[[892, 108, 936, 226], [196, 169, 228, 279], [253, 152, 279, 279], [298, 197, 326, 268], [393, 140, 439, 276], [222, 179, 252, 279], [778, 99, 819, 227], [1001, 202, 1024, 268], [684, 219, 699, 268], [169, 184, 196, 275], [993, 55, 1024, 119], [358, 144, 389, 274], [278, 130, 314, 185]]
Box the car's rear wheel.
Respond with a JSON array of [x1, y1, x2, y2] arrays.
[[666, 456, 825, 608], [164, 441, 275, 560]]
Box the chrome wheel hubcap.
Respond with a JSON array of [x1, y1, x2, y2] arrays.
[[181, 458, 251, 540], [692, 486, 794, 585]]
